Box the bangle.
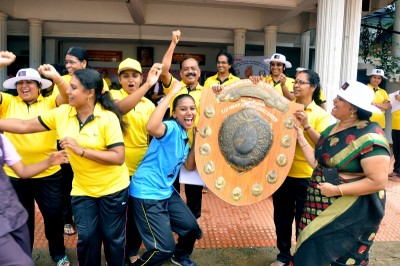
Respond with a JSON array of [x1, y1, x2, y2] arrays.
[[337, 185, 344, 196], [304, 125, 311, 131], [56, 79, 65, 87], [80, 148, 86, 157], [300, 143, 308, 148]]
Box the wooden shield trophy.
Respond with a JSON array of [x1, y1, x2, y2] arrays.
[[195, 79, 303, 206]]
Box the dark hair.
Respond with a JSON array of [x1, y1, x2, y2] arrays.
[[66, 47, 89, 64], [180, 57, 199, 70], [355, 107, 372, 121], [73, 69, 126, 134], [101, 69, 108, 75], [216, 51, 236, 74], [298, 69, 323, 107], [172, 94, 195, 112]]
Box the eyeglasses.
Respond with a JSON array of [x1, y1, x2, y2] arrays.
[[64, 60, 79, 65], [293, 80, 311, 86], [217, 61, 229, 65]]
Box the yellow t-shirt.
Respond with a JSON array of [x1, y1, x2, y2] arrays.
[[367, 84, 390, 128], [0, 93, 60, 178], [203, 73, 240, 88], [39, 104, 129, 197], [288, 101, 331, 178], [392, 102, 400, 130], [263, 74, 295, 95], [110, 89, 155, 176], [163, 76, 203, 146], [51, 74, 110, 96]]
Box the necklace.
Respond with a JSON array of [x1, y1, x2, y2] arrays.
[[332, 119, 359, 134]]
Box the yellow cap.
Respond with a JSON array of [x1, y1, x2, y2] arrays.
[[118, 58, 142, 74]]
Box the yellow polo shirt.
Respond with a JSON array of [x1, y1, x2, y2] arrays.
[[367, 84, 390, 128], [288, 101, 330, 178], [164, 76, 203, 146], [263, 74, 295, 95], [203, 73, 240, 88], [392, 108, 400, 130], [51, 74, 110, 96], [110, 89, 155, 176], [0, 93, 60, 178], [39, 104, 129, 197]]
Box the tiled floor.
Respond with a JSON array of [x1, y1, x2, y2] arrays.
[[34, 179, 400, 249]]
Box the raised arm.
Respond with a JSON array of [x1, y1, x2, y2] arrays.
[[114, 63, 163, 114], [0, 117, 47, 134], [295, 123, 318, 168], [161, 30, 181, 87], [147, 80, 182, 138], [38, 64, 69, 106], [0, 51, 17, 103]]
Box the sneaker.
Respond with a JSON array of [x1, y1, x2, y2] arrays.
[[196, 228, 203, 240], [270, 260, 287, 266], [171, 256, 198, 266], [56, 255, 70, 266]]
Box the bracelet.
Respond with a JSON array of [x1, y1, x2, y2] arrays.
[[337, 185, 344, 196], [56, 79, 65, 87], [304, 125, 311, 131], [300, 143, 308, 148], [80, 148, 86, 157]]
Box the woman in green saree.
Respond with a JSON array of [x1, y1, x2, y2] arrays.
[[293, 80, 390, 266]]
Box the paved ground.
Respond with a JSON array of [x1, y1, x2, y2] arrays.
[[33, 177, 400, 265]]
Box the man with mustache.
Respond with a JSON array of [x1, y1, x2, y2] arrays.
[[160, 30, 204, 247]]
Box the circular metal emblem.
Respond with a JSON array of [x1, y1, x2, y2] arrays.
[[218, 108, 273, 173], [214, 176, 226, 190]]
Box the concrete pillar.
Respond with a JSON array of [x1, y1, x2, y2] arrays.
[[0, 12, 8, 83], [385, 0, 400, 142], [45, 39, 58, 64], [315, 0, 345, 114], [28, 18, 42, 69], [264, 26, 278, 57], [233, 29, 247, 57], [300, 31, 310, 68], [340, 0, 362, 85], [226, 45, 234, 55]]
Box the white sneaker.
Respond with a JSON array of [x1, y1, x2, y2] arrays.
[[270, 260, 286, 266]]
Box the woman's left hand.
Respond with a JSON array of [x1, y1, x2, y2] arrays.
[[60, 137, 83, 156], [146, 63, 163, 87], [317, 182, 340, 197]]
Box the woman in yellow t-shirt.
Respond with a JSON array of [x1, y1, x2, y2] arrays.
[[203, 51, 240, 90], [0, 68, 131, 266]]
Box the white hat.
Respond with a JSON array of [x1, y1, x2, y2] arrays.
[[337, 80, 381, 113], [263, 53, 292, 68], [367, 69, 387, 79], [3, 68, 52, 89], [296, 67, 307, 72]]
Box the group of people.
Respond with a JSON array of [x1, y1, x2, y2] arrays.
[[0, 27, 394, 266], [251, 53, 391, 266]]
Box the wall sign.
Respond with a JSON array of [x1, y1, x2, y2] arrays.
[[87, 50, 122, 62]]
